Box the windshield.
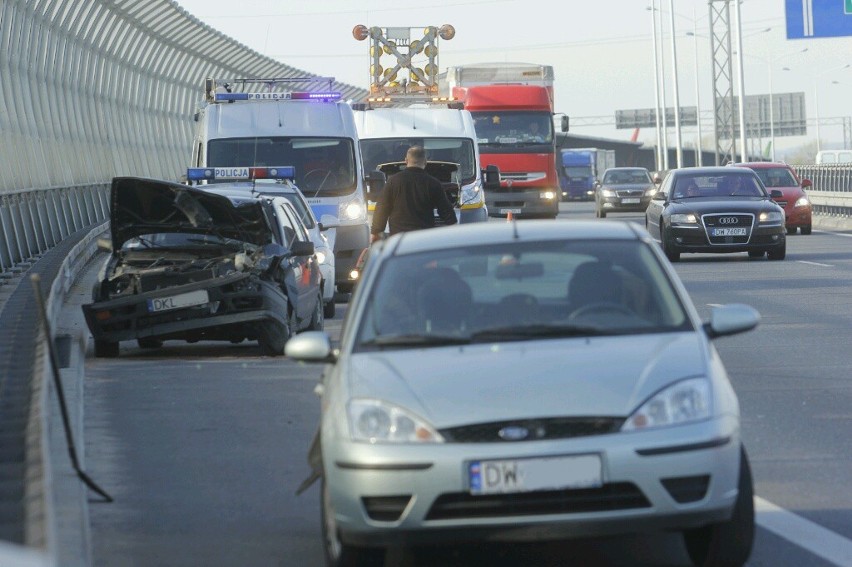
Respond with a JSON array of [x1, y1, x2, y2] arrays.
[[471, 111, 554, 146], [564, 166, 592, 178], [672, 173, 766, 199], [603, 170, 653, 185], [748, 167, 798, 188], [279, 193, 316, 229], [355, 240, 690, 351], [207, 137, 357, 197], [361, 138, 476, 183]]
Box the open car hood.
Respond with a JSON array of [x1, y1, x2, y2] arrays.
[[109, 177, 272, 252], [378, 161, 459, 183]]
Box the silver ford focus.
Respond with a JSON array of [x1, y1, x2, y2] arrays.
[[287, 220, 758, 567]]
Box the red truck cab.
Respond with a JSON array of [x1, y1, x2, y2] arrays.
[[455, 85, 560, 218]]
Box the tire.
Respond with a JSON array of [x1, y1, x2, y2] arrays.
[[257, 316, 291, 356], [786, 226, 797, 235], [767, 242, 786, 261], [747, 250, 765, 258], [137, 337, 163, 349], [323, 299, 336, 319], [683, 446, 755, 567], [309, 292, 325, 331], [322, 479, 384, 567], [800, 224, 812, 235], [94, 339, 119, 358], [661, 224, 680, 262]]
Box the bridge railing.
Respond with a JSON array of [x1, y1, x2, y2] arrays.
[[792, 165, 852, 218]]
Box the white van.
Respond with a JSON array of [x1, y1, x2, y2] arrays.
[[815, 150, 852, 164], [191, 78, 379, 292], [353, 101, 491, 223]]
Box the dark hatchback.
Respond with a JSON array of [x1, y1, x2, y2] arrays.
[[82, 177, 322, 357], [645, 167, 786, 262]]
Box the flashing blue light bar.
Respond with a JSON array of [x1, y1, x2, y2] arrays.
[[187, 166, 296, 181], [213, 91, 341, 102]]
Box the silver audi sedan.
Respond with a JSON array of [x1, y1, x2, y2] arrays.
[[286, 220, 758, 567]]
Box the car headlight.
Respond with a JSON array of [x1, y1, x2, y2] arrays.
[[794, 196, 810, 208], [460, 182, 484, 209], [339, 199, 366, 221], [540, 190, 556, 200], [315, 250, 327, 265], [759, 211, 783, 223], [622, 378, 711, 431], [670, 213, 698, 224], [600, 188, 616, 198], [348, 399, 444, 443]]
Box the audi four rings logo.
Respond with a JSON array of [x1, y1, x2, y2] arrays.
[[719, 217, 739, 224]]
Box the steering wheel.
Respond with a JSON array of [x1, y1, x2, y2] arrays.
[[304, 169, 337, 191], [568, 302, 635, 320]]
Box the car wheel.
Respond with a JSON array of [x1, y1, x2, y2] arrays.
[[322, 478, 384, 567], [94, 339, 119, 358], [786, 226, 797, 235], [309, 292, 325, 331], [258, 316, 291, 356], [661, 224, 680, 262], [324, 299, 336, 319], [683, 445, 755, 567], [747, 250, 765, 258], [767, 242, 786, 261], [137, 337, 163, 349], [800, 224, 812, 235]]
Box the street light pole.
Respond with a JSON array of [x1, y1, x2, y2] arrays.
[[657, 1, 669, 170], [691, 9, 703, 166], [668, 0, 683, 168], [649, 1, 664, 172], [733, 0, 747, 161]]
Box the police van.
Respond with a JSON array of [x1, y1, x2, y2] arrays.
[[353, 96, 494, 224], [191, 77, 380, 293]]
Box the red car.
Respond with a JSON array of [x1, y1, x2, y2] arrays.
[[734, 162, 813, 235]]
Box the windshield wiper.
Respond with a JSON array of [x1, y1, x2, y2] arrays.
[[469, 324, 620, 342], [360, 334, 471, 348]]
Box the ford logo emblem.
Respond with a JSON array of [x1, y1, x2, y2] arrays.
[[498, 426, 529, 441], [719, 217, 738, 224]]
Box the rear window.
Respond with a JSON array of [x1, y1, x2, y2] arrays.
[[749, 167, 797, 188]]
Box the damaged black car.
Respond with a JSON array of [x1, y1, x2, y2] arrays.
[[82, 177, 323, 358]]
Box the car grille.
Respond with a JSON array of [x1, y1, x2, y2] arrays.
[[439, 417, 624, 443], [702, 213, 754, 245], [660, 475, 710, 504], [425, 483, 651, 520], [615, 190, 645, 198]]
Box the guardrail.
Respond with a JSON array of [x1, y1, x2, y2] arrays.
[[793, 165, 852, 218]]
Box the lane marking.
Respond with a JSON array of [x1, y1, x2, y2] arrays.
[[813, 230, 852, 238], [798, 260, 834, 268], [755, 496, 852, 566], [707, 303, 723, 307]]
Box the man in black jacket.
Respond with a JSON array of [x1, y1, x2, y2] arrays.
[[370, 146, 457, 243]]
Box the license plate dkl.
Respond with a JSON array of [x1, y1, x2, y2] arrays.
[[621, 198, 640, 204], [712, 227, 747, 236], [147, 290, 209, 313], [469, 454, 602, 495], [500, 208, 522, 215]]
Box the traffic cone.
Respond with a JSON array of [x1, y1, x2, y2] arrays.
[[506, 211, 514, 222]]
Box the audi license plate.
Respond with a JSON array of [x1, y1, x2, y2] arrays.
[[500, 208, 522, 215], [469, 454, 602, 495], [621, 198, 640, 204], [147, 290, 209, 313], [712, 228, 747, 237]]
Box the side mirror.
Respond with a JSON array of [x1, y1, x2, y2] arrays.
[[318, 214, 339, 231], [284, 331, 338, 363], [703, 304, 760, 339], [366, 170, 386, 200], [560, 115, 570, 132], [290, 240, 315, 257], [652, 190, 666, 201], [801, 178, 812, 189], [483, 164, 500, 190], [770, 189, 783, 199]]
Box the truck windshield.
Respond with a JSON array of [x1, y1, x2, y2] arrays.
[[361, 138, 476, 183], [207, 137, 357, 197], [564, 166, 591, 178], [471, 111, 554, 147]]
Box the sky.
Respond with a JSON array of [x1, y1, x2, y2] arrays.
[[173, 0, 852, 159]]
